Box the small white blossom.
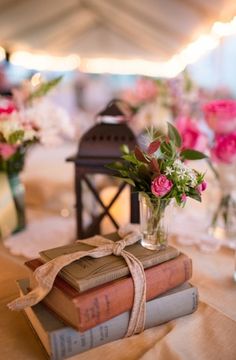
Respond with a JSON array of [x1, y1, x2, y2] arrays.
[[165, 166, 174, 175], [173, 159, 197, 186]]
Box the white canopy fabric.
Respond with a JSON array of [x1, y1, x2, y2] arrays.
[[0, 0, 236, 62]]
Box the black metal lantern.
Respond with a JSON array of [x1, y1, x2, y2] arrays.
[[68, 99, 139, 239]]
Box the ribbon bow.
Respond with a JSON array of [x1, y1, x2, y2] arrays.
[[8, 224, 146, 337]]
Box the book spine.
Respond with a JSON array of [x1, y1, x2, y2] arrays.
[[75, 254, 192, 331], [49, 286, 198, 360]]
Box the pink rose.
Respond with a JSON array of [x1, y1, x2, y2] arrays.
[[176, 116, 208, 152], [181, 193, 187, 202], [203, 99, 236, 134], [151, 175, 173, 197], [211, 133, 236, 164], [0, 99, 16, 115], [0, 143, 17, 160], [197, 180, 207, 193]]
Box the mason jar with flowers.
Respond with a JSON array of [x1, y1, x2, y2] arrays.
[[0, 77, 73, 239], [108, 123, 207, 250]]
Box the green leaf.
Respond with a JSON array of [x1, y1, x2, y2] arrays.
[[8, 130, 24, 144], [168, 122, 182, 148], [138, 164, 150, 178], [160, 142, 173, 158], [188, 188, 201, 202], [105, 161, 124, 171], [120, 144, 130, 154], [29, 76, 63, 100], [122, 178, 136, 186], [181, 149, 208, 160], [122, 153, 139, 164]]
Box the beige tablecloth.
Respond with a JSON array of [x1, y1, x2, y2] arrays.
[[1, 145, 236, 359], [1, 238, 236, 360]]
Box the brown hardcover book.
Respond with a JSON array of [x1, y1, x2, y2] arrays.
[[39, 235, 179, 292], [25, 253, 192, 332]]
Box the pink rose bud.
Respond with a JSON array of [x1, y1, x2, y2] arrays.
[[151, 174, 173, 197], [0, 144, 17, 160], [197, 180, 207, 193], [181, 193, 187, 202]]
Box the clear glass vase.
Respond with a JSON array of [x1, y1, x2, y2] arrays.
[[208, 163, 236, 282], [139, 192, 170, 251], [209, 193, 236, 246], [8, 173, 26, 233]]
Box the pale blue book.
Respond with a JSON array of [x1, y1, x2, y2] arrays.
[[18, 279, 198, 360]]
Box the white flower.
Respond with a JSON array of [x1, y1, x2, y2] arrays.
[[0, 113, 23, 141], [173, 159, 198, 186], [22, 99, 74, 146], [132, 100, 172, 135], [165, 166, 174, 176]]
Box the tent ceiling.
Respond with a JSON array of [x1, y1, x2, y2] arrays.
[[0, 0, 236, 61]]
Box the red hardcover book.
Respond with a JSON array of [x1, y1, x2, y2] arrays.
[[25, 253, 192, 332]]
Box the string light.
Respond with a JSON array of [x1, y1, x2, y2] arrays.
[[80, 16, 236, 77], [10, 51, 80, 71], [1, 16, 236, 76], [212, 16, 236, 37]]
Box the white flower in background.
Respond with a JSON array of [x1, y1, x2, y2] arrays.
[[23, 99, 74, 146], [132, 100, 172, 136], [0, 111, 22, 141]]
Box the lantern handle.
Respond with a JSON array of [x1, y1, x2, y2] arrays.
[[96, 98, 134, 121]]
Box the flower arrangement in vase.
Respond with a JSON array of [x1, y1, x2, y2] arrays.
[[108, 122, 207, 250], [203, 99, 236, 245], [0, 77, 73, 238]]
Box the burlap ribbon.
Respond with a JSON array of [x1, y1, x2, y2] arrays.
[[8, 224, 146, 337]]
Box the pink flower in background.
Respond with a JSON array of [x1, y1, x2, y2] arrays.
[[0, 143, 17, 159], [122, 78, 158, 107], [203, 99, 236, 134], [121, 89, 139, 107], [211, 133, 236, 164], [176, 116, 208, 152], [151, 175, 173, 197], [135, 78, 158, 103], [0, 100, 16, 116], [197, 180, 207, 193]]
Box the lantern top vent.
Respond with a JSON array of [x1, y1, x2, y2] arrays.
[[75, 99, 136, 160]]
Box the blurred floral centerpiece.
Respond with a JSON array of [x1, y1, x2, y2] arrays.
[[203, 99, 236, 244], [121, 72, 200, 136], [108, 123, 207, 250], [0, 77, 73, 237]]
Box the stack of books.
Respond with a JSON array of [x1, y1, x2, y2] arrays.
[[17, 234, 198, 360]]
